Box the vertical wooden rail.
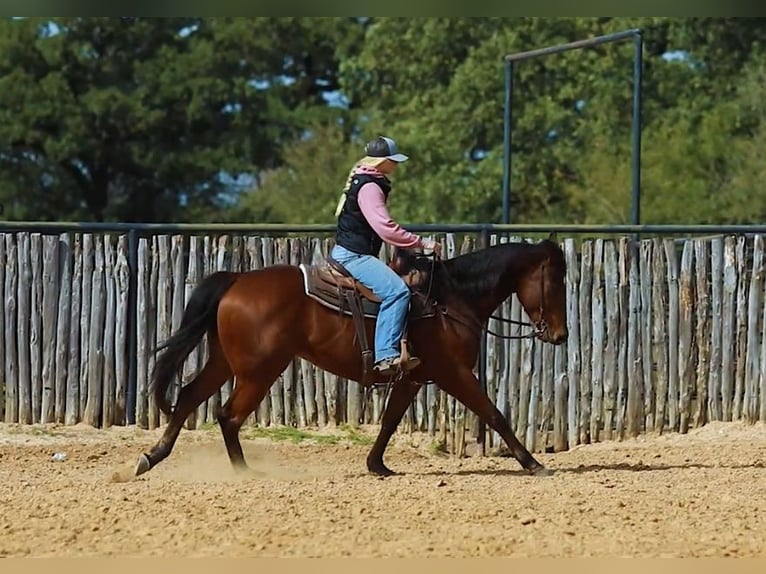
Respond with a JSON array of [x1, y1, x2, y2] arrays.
[[30, 233, 42, 423], [4, 234, 18, 423], [663, 239, 680, 432], [102, 235, 118, 428], [85, 234, 105, 427], [602, 240, 619, 440], [590, 239, 604, 442], [708, 237, 724, 422], [17, 233, 32, 425], [0, 236, 5, 422], [651, 238, 668, 433], [65, 235, 82, 426], [744, 235, 763, 423], [41, 235, 60, 424], [720, 237, 737, 421], [578, 241, 593, 444], [733, 236, 748, 421], [626, 238, 644, 438], [79, 234, 94, 421], [693, 239, 710, 427], [639, 240, 653, 431], [677, 241, 695, 434]]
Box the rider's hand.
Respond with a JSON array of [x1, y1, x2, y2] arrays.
[[422, 238, 442, 259]]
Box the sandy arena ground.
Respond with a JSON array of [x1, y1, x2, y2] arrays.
[[0, 420, 764, 557]]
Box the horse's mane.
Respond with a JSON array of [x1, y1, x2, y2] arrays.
[[393, 239, 565, 302]]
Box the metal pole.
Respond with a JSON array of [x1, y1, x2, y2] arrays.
[[631, 30, 644, 227], [502, 60, 513, 225], [505, 29, 641, 63], [126, 228, 138, 425]]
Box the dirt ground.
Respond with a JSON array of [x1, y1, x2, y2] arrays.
[[0, 420, 764, 558]]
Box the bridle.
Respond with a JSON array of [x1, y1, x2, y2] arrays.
[[420, 254, 549, 341]]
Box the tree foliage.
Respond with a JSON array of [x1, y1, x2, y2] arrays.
[[2, 17, 766, 225]]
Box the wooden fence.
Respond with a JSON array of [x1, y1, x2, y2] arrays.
[[1, 231, 765, 454]]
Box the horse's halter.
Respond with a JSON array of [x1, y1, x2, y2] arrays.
[[432, 256, 550, 341]]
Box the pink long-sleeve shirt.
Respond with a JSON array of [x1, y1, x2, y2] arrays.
[[354, 165, 428, 249]]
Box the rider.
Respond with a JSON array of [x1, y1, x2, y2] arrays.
[[331, 135, 441, 376]]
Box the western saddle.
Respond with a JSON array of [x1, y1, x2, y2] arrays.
[[298, 250, 436, 384]]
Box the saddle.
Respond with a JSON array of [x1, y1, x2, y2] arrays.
[[298, 249, 437, 384]]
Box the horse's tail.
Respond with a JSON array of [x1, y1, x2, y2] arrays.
[[151, 271, 238, 416]]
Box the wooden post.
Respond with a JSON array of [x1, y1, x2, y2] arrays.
[[651, 238, 668, 433], [720, 236, 737, 422], [84, 234, 105, 427], [0, 236, 6, 422], [678, 241, 694, 434], [708, 237, 724, 422], [54, 234, 72, 423], [733, 236, 748, 421], [65, 235, 82, 425], [4, 234, 18, 423], [601, 241, 619, 441], [17, 233, 32, 425], [590, 239, 604, 443], [170, 235, 186, 423], [135, 237, 150, 429], [147, 236, 160, 429], [693, 239, 711, 428], [744, 235, 764, 423], [615, 238, 630, 439], [640, 240, 654, 431], [663, 239, 680, 432], [525, 341, 541, 452], [115, 236, 130, 425], [626, 239, 644, 438], [30, 233, 43, 423], [578, 241, 593, 444], [79, 234, 94, 420], [183, 236, 203, 429], [102, 236, 117, 428], [154, 235, 172, 428], [41, 235, 60, 424]]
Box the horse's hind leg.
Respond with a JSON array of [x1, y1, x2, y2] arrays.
[[134, 336, 232, 477], [216, 358, 292, 471]]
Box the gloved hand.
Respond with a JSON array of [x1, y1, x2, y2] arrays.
[[421, 238, 442, 258]]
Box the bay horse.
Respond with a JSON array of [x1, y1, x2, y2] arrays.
[[131, 235, 568, 479]]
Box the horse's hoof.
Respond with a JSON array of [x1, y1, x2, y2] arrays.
[[134, 454, 151, 477], [367, 462, 397, 478], [529, 465, 554, 477]]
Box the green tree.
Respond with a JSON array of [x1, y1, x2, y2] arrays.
[[0, 17, 364, 221], [333, 17, 766, 225], [230, 122, 363, 223]]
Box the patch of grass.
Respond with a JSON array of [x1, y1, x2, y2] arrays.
[[337, 423, 374, 446], [3, 424, 63, 437], [241, 424, 374, 447], [429, 439, 448, 456]]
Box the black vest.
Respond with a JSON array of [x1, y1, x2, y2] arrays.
[[336, 173, 392, 256]]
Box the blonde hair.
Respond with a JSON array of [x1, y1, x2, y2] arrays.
[[334, 157, 388, 216]]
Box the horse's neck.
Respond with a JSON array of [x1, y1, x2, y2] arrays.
[[449, 245, 543, 323]]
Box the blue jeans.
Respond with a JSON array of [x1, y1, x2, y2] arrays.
[[330, 245, 411, 363]]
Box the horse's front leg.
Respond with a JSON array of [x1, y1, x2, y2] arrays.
[[366, 380, 422, 476], [438, 367, 551, 476]]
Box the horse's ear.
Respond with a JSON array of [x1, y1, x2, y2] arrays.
[[547, 231, 558, 243]]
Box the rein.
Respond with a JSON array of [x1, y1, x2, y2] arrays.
[[420, 253, 548, 341]]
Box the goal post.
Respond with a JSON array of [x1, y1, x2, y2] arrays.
[[501, 28, 644, 226]]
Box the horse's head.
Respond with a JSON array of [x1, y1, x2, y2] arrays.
[[515, 238, 568, 345]]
